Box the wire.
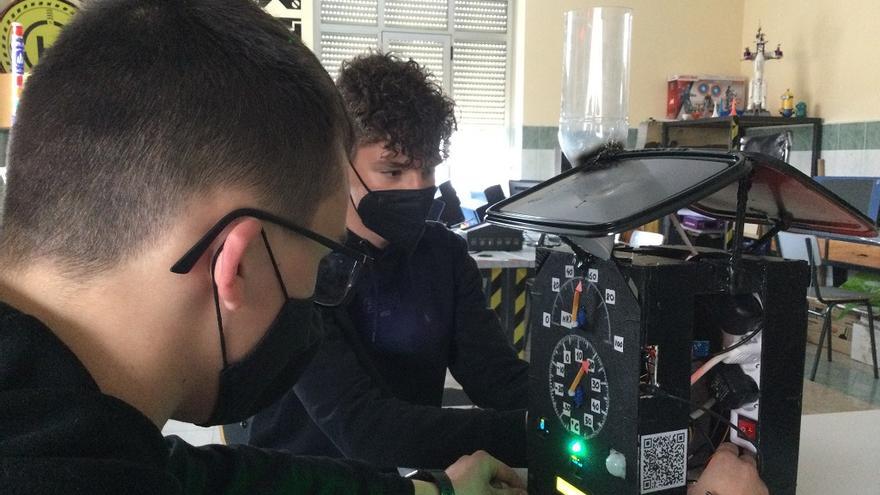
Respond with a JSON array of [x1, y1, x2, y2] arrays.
[[690, 353, 728, 385], [642, 384, 759, 455], [691, 324, 763, 385], [690, 398, 717, 420], [714, 324, 762, 356]]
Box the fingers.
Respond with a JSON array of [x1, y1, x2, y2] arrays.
[[474, 450, 526, 489], [492, 487, 527, 495], [491, 462, 526, 490], [472, 450, 527, 490], [739, 451, 757, 467], [714, 442, 740, 457]]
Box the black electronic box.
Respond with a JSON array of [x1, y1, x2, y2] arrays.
[[487, 149, 877, 495]]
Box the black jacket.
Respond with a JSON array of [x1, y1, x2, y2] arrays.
[[250, 223, 529, 468], [0, 301, 412, 494]]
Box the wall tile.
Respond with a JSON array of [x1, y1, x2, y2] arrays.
[[839, 122, 867, 150], [865, 121, 880, 150], [626, 128, 638, 149], [821, 124, 839, 151], [522, 126, 541, 149], [539, 126, 559, 149], [791, 126, 814, 152]]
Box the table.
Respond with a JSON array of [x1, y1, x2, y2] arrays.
[[816, 232, 880, 276], [796, 409, 880, 493]]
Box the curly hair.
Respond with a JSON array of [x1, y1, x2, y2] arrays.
[[336, 51, 457, 168]]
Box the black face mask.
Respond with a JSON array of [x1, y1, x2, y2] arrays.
[[198, 231, 323, 427], [350, 164, 437, 252]]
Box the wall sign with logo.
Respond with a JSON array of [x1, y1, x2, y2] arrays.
[[0, 0, 78, 73]]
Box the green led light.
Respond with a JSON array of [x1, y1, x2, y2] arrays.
[[567, 439, 587, 458]]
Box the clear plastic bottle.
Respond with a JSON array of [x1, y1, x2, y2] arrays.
[[559, 7, 633, 162]]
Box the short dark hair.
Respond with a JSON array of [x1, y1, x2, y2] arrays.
[[0, 0, 351, 275], [336, 52, 456, 167]]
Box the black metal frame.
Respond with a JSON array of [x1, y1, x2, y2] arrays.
[[486, 149, 750, 237], [804, 238, 878, 379]]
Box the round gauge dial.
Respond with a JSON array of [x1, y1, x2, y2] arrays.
[[552, 277, 611, 342], [548, 334, 610, 439], [0, 0, 78, 72]]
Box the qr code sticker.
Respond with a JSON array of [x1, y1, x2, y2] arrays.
[[640, 429, 688, 493]]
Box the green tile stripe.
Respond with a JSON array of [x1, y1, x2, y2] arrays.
[[524, 121, 880, 151], [0, 129, 7, 169], [523, 125, 639, 150], [522, 125, 558, 149]]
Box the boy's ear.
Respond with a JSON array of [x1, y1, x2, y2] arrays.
[[213, 218, 263, 312]]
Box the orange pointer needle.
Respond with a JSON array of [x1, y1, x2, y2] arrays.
[[571, 280, 583, 319], [567, 359, 590, 396]]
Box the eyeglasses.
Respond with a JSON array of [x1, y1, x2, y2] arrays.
[[170, 208, 372, 307]]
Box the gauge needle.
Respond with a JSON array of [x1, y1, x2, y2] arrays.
[[568, 359, 590, 396], [571, 280, 583, 318]]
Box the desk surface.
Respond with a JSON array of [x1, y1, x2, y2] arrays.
[[797, 409, 880, 493], [814, 231, 880, 247], [470, 246, 536, 269]]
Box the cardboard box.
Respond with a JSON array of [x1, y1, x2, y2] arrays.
[[851, 320, 880, 366], [667, 74, 747, 120]]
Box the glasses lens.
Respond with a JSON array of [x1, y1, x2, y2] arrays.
[[314, 251, 361, 307]]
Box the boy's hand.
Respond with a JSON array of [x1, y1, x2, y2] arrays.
[[446, 450, 527, 495], [689, 443, 769, 495]]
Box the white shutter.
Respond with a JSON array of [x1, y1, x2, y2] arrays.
[[385, 37, 447, 88], [385, 0, 448, 30], [320, 33, 379, 80], [317, 0, 511, 128], [320, 0, 378, 26], [452, 40, 506, 126], [454, 0, 507, 33]]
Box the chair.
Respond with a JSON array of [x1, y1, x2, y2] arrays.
[[801, 237, 878, 380]]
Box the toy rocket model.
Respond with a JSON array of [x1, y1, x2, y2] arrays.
[[742, 26, 783, 115]]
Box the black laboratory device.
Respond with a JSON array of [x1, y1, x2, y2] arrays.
[[486, 149, 878, 495]]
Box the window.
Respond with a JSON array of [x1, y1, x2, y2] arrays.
[[315, 0, 514, 199]]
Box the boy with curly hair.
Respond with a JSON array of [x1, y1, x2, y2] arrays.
[[248, 52, 771, 495], [249, 52, 531, 468]]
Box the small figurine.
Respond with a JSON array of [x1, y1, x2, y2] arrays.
[[743, 26, 783, 115], [678, 84, 695, 120], [703, 94, 715, 118], [780, 88, 794, 117], [795, 101, 807, 118], [711, 98, 721, 118], [718, 86, 736, 117]]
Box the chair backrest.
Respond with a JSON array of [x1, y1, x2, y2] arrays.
[[776, 232, 821, 265], [777, 231, 823, 292], [629, 230, 665, 248]]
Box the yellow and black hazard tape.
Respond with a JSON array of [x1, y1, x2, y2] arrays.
[[512, 268, 528, 358], [489, 267, 503, 317]]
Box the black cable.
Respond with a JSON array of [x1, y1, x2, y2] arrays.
[[641, 384, 759, 455], [711, 324, 762, 357]]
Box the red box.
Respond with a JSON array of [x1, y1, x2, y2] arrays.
[[667, 75, 747, 120]]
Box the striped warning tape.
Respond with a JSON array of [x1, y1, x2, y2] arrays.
[[512, 268, 529, 358], [490, 268, 503, 317]]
